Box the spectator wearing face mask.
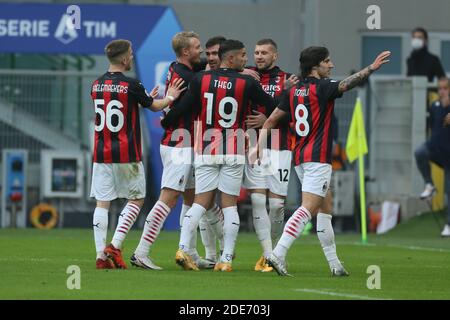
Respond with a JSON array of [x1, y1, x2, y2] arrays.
[[407, 27, 446, 82]]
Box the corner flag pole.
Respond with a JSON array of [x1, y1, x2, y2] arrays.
[[345, 97, 369, 244], [358, 140, 368, 244]]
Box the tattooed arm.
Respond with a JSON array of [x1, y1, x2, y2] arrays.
[[339, 51, 391, 93]]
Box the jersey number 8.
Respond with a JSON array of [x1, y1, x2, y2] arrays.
[[295, 103, 310, 137], [94, 99, 124, 133], [204, 92, 238, 128]]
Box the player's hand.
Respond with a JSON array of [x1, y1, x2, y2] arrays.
[[370, 51, 391, 71], [247, 144, 260, 167], [443, 113, 450, 127], [241, 68, 260, 81], [284, 74, 299, 90], [166, 78, 186, 100], [149, 86, 160, 99], [244, 133, 250, 154], [245, 110, 267, 129]]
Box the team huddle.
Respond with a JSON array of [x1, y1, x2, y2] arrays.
[[90, 31, 390, 276]]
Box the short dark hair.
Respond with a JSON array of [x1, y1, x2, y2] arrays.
[[256, 38, 278, 51], [206, 36, 226, 49], [218, 39, 245, 60], [105, 39, 131, 64], [412, 27, 428, 40], [299, 46, 329, 78]]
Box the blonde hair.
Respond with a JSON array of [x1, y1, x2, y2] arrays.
[[105, 39, 131, 64], [172, 31, 199, 57]]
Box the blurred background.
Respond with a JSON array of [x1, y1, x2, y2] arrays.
[[0, 0, 449, 235]]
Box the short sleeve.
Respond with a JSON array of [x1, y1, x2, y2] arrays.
[[319, 79, 343, 101], [277, 89, 291, 113], [129, 81, 154, 108]]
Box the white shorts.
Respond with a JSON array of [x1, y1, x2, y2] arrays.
[[266, 149, 292, 197], [194, 156, 244, 196], [90, 162, 146, 201], [294, 162, 332, 198], [160, 145, 195, 192], [243, 163, 268, 190]]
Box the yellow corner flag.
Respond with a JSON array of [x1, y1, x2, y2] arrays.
[[346, 97, 368, 163], [346, 97, 369, 244]]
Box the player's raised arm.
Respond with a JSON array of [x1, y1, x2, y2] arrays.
[[338, 51, 391, 93], [241, 68, 260, 81], [149, 78, 186, 111], [262, 107, 288, 132], [160, 76, 199, 128], [245, 110, 267, 129], [253, 106, 288, 161]]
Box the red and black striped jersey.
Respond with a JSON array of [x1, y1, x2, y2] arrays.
[[250, 66, 293, 150], [279, 77, 343, 165], [162, 68, 276, 155], [160, 61, 197, 147], [90, 72, 153, 163]]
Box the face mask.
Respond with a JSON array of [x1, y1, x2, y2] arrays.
[[411, 38, 424, 50]]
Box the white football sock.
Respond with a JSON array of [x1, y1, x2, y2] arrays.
[[134, 201, 170, 257], [111, 202, 141, 250], [317, 212, 340, 269], [205, 204, 224, 252], [273, 206, 311, 261], [93, 207, 108, 260], [269, 197, 285, 245], [180, 204, 200, 258], [199, 215, 217, 260], [251, 193, 272, 258], [220, 206, 240, 263], [179, 204, 190, 229], [178, 203, 206, 253]]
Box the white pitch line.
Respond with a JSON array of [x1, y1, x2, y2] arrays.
[[345, 241, 450, 253], [0, 258, 49, 262], [293, 288, 391, 300]]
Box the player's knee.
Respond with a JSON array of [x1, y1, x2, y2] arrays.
[[194, 191, 215, 209], [129, 198, 144, 208], [221, 193, 238, 208], [160, 188, 181, 208], [251, 193, 266, 211], [269, 197, 284, 213], [96, 200, 111, 210], [320, 197, 333, 213], [182, 188, 195, 206]]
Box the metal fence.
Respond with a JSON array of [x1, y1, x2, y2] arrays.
[[0, 69, 97, 162]]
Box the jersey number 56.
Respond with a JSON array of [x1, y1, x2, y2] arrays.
[[94, 99, 124, 132]]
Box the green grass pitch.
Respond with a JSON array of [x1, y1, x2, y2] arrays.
[[1, 211, 449, 300]]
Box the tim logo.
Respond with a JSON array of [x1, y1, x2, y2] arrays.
[[155, 61, 172, 97], [54, 5, 116, 45], [55, 5, 80, 44]]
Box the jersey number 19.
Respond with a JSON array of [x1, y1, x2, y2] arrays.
[[204, 92, 238, 128]]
